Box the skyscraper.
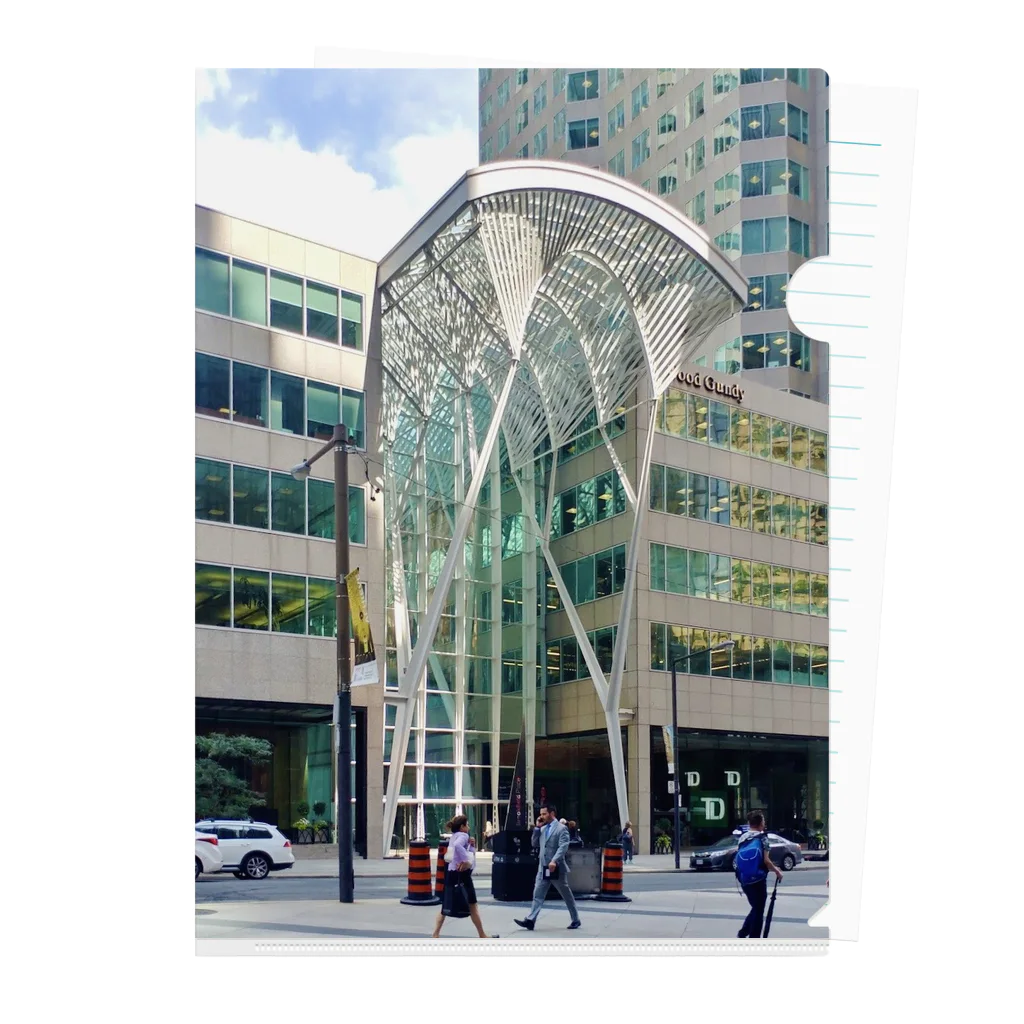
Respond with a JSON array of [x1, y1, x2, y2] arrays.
[[478, 67, 829, 401]]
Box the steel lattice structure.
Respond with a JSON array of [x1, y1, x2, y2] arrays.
[[376, 162, 745, 855]]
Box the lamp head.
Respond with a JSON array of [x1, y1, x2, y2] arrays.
[[290, 462, 312, 482]]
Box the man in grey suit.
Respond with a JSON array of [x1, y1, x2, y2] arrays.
[[514, 804, 582, 930]]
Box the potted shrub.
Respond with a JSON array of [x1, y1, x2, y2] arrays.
[[292, 817, 313, 844]]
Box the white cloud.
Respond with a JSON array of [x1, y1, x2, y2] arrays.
[[195, 122, 478, 260], [195, 69, 231, 106]]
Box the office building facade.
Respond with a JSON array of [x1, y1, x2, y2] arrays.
[[194, 206, 387, 854]]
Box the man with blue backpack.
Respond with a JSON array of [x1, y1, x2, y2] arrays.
[[734, 810, 784, 938]]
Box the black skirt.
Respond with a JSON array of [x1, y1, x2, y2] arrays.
[[441, 870, 477, 918]]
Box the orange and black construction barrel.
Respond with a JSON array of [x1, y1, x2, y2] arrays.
[[400, 839, 441, 905], [435, 839, 449, 898], [594, 841, 632, 902]]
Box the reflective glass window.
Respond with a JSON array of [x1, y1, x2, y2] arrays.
[[791, 425, 810, 470], [772, 565, 792, 611], [664, 390, 686, 436], [650, 543, 666, 591], [196, 353, 230, 419], [577, 555, 597, 603], [196, 458, 230, 521], [708, 401, 730, 447], [232, 466, 269, 530], [811, 574, 829, 617], [711, 631, 732, 676], [271, 573, 306, 634], [792, 643, 811, 686], [752, 562, 771, 607], [196, 248, 230, 315], [667, 625, 688, 669], [665, 545, 686, 595], [666, 466, 688, 517], [232, 361, 268, 427], [270, 370, 304, 435], [232, 568, 269, 630], [810, 430, 828, 474], [561, 485, 578, 535], [710, 477, 730, 525], [709, 555, 731, 601], [688, 551, 709, 599], [595, 549, 613, 599], [792, 570, 811, 615], [649, 463, 666, 512], [688, 628, 710, 675], [342, 388, 365, 449], [741, 104, 763, 141], [613, 545, 626, 592], [195, 563, 231, 626], [271, 471, 305, 535], [752, 488, 771, 534], [269, 271, 303, 334], [689, 472, 709, 520], [306, 380, 339, 441], [730, 483, 751, 530], [732, 634, 753, 679], [307, 577, 335, 637], [576, 478, 596, 530], [595, 472, 616, 520], [305, 282, 338, 342], [561, 636, 579, 682], [771, 419, 791, 465], [341, 292, 363, 349], [752, 636, 772, 682], [731, 559, 751, 603], [772, 639, 792, 683], [743, 334, 767, 370], [772, 492, 792, 538], [791, 497, 810, 543], [811, 645, 829, 688], [810, 503, 829, 544], [596, 627, 615, 675], [730, 407, 751, 453], [750, 413, 771, 460], [231, 260, 267, 326], [650, 622, 667, 671], [568, 70, 599, 101]]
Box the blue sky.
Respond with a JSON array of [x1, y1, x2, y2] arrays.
[[196, 68, 480, 258]]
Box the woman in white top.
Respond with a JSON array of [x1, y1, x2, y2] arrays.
[[431, 814, 498, 939]]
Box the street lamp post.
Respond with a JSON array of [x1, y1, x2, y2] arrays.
[[291, 423, 354, 903], [670, 639, 735, 870]]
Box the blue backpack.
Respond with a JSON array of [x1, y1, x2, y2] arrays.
[[735, 833, 767, 886]]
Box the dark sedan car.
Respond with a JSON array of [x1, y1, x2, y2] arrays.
[[689, 833, 802, 872]]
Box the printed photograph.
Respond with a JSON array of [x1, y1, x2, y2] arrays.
[[195, 66, 830, 948]]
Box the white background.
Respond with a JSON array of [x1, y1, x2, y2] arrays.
[[2, 3, 1014, 1017]]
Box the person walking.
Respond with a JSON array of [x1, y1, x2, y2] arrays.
[[431, 814, 498, 939], [514, 804, 582, 931], [734, 810, 783, 938], [620, 821, 634, 862]]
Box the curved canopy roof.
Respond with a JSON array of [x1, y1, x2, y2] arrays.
[[377, 161, 746, 473]]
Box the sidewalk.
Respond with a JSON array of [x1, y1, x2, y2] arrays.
[[283, 850, 828, 879], [197, 876, 829, 946]]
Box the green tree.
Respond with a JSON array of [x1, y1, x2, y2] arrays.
[[195, 733, 273, 819]]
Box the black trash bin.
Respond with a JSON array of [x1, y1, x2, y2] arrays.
[[490, 830, 538, 902]]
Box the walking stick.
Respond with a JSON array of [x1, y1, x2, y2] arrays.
[[761, 876, 780, 937]]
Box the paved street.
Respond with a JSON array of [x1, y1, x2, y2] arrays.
[[196, 864, 828, 946]]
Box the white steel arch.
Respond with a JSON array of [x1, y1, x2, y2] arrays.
[[377, 161, 745, 856]]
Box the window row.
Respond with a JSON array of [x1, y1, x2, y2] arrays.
[[546, 626, 619, 686], [741, 216, 811, 257], [195, 563, 364, 636], [649, 543, 828, 616], [714, 332, 812, 373], [551, 469, 629, 539], [740, 68, 810, 89], [744, 273, 789, 312], [195, 353, 366, 448], [545, 544, 627, 611], [649, 467, 829, 544], [195, 248, 364, 350], [655, 388, 827, 472], [742, 159, 810, 200], [558, 408, 627, 462], [741, 103, 810, 145], [196, 457, 366, 544], [651, 623, 828, 687]]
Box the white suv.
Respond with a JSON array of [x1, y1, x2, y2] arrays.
[[194, 819, 295, 879], [196, 830, 224, 879]]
